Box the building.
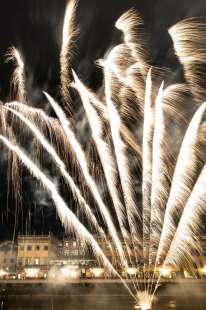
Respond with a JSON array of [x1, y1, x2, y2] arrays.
[[49, 238, 95, 280], [0, 241, 17, 273], [17, 234, 58, 278], [51, 238, 94, 266], [0, 233, 205, 281], [62, 238, 86, 259]]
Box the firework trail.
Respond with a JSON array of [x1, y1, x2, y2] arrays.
[[169, 19, 206, 101], [150, 82, 165, 257], [6, 47, 26, 103], [3, 5, 206, 310], [72, 71, 128, 237], [71, 78, 142, 158], [115, 9, 143, 44], [71, 70, 148, 291], [146, 82, 167, 295], [166, 160, 206, 266], [157, 102, 206, 263], [142, 69, 154, 268], [5, 105, 104, 236], [5, 101, 82, 170], [105, 65, 141, 245], [115, 9, 148, 80], [44, 91, 126, 266], [60, 0, 78, 106], [0, 135, 136, 300]]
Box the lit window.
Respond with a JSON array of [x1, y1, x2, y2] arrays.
[[35, 258, 40, 265]]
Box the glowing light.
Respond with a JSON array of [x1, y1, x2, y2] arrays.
[[0, 269, 7, 278], [61, 267, 70, 277], [61, 266, 80, 279], [91, 268, 104, 278], [24, 268, 40, 278], [160, 267, 171, 278], [126, 267, 137, 275], [140, 304, 151, 310], [184, 270, 190, 279], [136, 292, 152, 310]]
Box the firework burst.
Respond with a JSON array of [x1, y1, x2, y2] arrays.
[[1, 5, 206, 310]]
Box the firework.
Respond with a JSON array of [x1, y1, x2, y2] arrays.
[[6, 47, 26, 103], [5, 105, 104, 236], [60, 0, 78, 106], [2, 6, 206, 310], [169, 19, 206, 101], [157, 102, 206, 263]]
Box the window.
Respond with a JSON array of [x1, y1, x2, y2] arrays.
[[44, 245, 48, 251], [71, 249, 78, 256], [3, 258, 6, 263], [35, 245, 40, 251], [10, 259, 14, 264], [25, 257, 32, 265], [20, 245, 24, 251], [34, 258, 40, 265], [27, 245, 32, 251]]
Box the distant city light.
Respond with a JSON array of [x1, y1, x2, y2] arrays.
[[91, 268, 104, 277], [141, 304, 151, 310], [160, 267, 171, 278], [61, 265, 80, 279], [24, 268, 40, 278], [126, 267, 137, 275], [0, 269, 7, 278]]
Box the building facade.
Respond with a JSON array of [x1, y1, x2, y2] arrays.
[[0, 234, 205, 280], [0, 241, 17, 273], [17, 234, 58, 278], [50, 238, 94, 267]]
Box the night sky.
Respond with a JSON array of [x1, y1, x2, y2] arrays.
[[0, 0, 206, 240]]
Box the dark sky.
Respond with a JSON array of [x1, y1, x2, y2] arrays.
[[0, 0, 205, 101], [0, 0, 206, 240]]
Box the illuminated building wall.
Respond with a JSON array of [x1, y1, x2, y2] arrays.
[[17, 234, 58, 272]]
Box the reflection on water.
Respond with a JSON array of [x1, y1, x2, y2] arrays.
[[3, 295, 206, 310], [1, 283, 206, 310]]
